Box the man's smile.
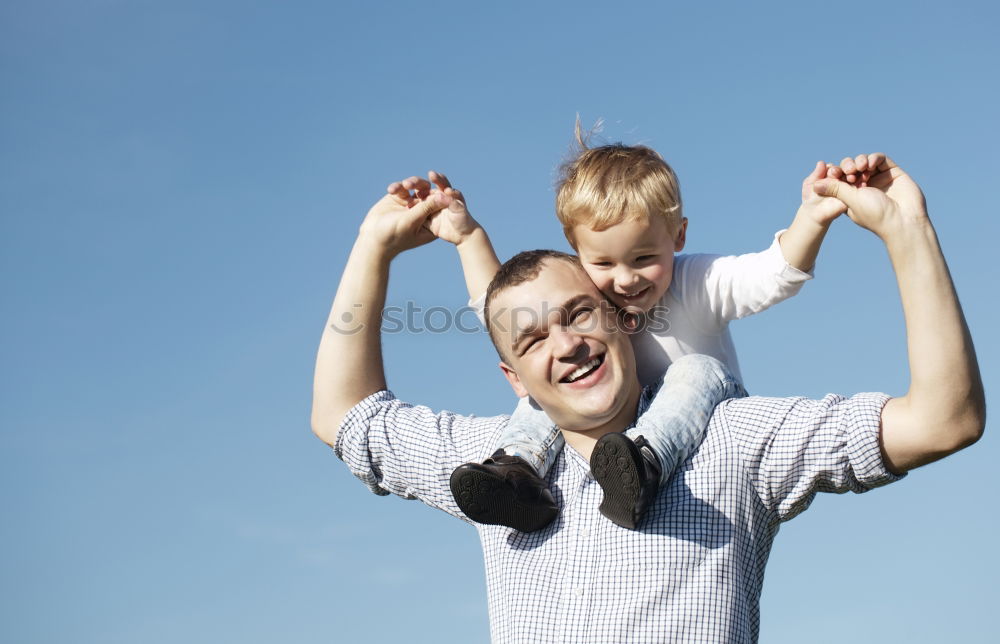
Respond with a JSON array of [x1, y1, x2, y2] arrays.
[[559, 354, 607, 386]]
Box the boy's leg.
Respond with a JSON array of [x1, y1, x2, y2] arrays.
[[628, 353, 746, 483], [496, 396, 566, 475], [450, 396, 564, 532], [591, 354, 745, 529]]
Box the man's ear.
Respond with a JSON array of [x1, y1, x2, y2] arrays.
[[674, 217, 688, 252], [498, 361, 529, 398]]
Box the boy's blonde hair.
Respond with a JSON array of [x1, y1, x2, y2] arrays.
[[556, 123, 683, 246]]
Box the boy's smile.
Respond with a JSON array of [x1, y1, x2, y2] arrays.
[[572, 216, 687, 313]]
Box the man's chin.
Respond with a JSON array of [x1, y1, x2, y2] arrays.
[[555, 401, 624, 433]]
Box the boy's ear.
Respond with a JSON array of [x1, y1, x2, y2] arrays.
[[499, 361, 529, 398], [673, 217, 688, 252]]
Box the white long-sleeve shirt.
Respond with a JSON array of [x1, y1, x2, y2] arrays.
[[631, 230, 812, 385]]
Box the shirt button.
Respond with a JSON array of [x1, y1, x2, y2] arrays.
[[578, 528, 588, 537], [575, 587, 585, 597]]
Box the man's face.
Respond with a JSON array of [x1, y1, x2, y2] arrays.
[[491, 259, 641, 434], [572, 216, 687, 313]]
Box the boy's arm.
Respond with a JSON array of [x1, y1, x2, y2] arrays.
[[813, 155, 985, 473], [780, 156, 889, 271], [679, 239, 812, 328], [454, 226, 502, 302], [389, 171, 501, 301]]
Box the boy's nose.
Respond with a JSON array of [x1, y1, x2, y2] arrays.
[[615, 271, 640, 291]]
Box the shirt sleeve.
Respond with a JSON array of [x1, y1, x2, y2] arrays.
[[674, 230, 813, 332], [334, 390, 508, 521], [469, 293, 487, 328], [722, 392, 904, 522]]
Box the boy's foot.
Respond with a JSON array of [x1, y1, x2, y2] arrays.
[[450, 451, 559, 532], [590, 433, 662, 529]]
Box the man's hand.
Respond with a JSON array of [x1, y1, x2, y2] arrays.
[[827, 153, 886, 187], [813, 154, 927, 240], [358, 187, 446, 260], [387, 171, 482, 247]]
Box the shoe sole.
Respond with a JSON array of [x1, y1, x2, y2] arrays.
[[591, 433, 644, 529], [450, 466, 557, 533]]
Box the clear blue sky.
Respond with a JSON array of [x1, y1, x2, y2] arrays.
[[2, 1, 998, 642]]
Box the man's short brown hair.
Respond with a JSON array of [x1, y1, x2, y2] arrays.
[[555, 124, 683, 246]]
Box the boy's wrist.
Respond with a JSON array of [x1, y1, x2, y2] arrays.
[[455, 224, 489, 249], [794, 203, 835, 230]]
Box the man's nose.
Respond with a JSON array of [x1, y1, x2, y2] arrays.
[[551, 325, 587, 359]]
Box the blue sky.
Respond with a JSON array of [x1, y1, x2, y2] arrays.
[[2, 1, 998, 642]]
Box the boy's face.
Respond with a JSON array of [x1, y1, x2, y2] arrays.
[[572, 216, 687, 313]]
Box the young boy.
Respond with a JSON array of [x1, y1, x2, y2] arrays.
[[388, 139, 869, 532]]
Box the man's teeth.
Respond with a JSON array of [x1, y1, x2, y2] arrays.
[[565, 357, 602, 383]]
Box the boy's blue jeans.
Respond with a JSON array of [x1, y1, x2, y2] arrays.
[[499, 354, 747, 485]]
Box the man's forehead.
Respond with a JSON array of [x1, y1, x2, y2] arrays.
[[490, 260, 604, 348], [495, 259, 597, 310]]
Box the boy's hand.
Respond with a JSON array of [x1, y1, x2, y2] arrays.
[[798, 161, 847, 226], [386, 171, 482, 246], [813, 154, 928, 239]]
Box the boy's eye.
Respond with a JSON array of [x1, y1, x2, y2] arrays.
[[635, 255, 658, 263], [591, 261, 612, 268]]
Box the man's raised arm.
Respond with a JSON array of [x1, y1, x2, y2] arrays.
[[310, 190, 446, 447], [814, 156, 986, 473]]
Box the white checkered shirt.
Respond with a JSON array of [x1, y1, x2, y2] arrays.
[[335, 388, 901, 643]]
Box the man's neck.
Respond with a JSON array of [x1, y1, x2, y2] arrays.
[[558, 386, 643, 461]]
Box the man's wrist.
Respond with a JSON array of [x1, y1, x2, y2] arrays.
[[353, 233, 397, 267], [880, 214, 937, 255]]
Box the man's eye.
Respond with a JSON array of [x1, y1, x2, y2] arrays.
[[524, 336, 543, 353], [571, 307, 594, 322]]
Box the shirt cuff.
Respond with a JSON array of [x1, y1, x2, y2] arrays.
[[334, 389, 396, 459], [334, 390, 397, 497], [770, 229, 816, 281], [844, 392, 906, 489]]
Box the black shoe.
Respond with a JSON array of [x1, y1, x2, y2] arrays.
[[450, 451, 559, 532], [590, 433, 662, 529]]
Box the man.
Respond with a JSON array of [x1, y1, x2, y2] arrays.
[[311, 156, 984, 643]]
